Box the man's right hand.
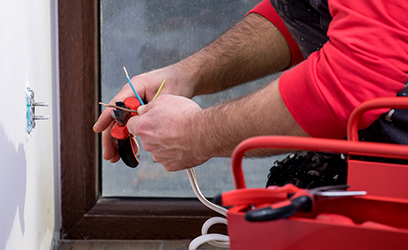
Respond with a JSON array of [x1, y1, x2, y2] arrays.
[[93, 66, 192, 163]]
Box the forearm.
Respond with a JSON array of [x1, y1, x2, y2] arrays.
[[172, 13, 291, 98], [125, 77, 308, 171], [194, 78, 309, 158]]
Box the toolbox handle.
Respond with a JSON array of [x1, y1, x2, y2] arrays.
[[347, 97, 408, 141], [231, 136, 408, 189]]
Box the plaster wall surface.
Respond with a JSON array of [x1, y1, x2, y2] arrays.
[[0, 0, 59, 249]]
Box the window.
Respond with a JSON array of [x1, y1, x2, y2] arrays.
[[59, 0, 278, 240], [100, 0, 276, 199]]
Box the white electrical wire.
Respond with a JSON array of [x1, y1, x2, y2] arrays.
[[189, 233, 230, 250], [186, 168, 230, 250], [186, 168, 228, 216]]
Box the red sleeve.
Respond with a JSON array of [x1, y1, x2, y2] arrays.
[[247, 0, 304, 69], [279, 0, 408, 138]]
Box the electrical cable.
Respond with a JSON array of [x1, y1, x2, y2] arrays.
[[187, 168, 228, 216], [186, 168, 230, 250], [123, 66, 145, 105], [144, 80, 230, 249], [189, 233, 230, 250], [152, 79, 166, 101]]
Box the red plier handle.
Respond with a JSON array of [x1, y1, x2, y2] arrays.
[[243, 184, 356, 222], [214, 183, 314, 221], [245, 189, 314, 222], [110, 97, 141, 168], [213, 184, 299, 207]]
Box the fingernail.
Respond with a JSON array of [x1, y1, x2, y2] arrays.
[[137, 105, 145, 114], [92, 121, 98, 131]]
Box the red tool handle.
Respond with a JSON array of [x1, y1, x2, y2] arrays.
[[231, 136, 408, 189], [111, 123, 129, 140], [214, 183, 300, 206], [245, 191, 314, 222], [111, 97, 142, 168], [117, 136, 139, 168], [214, 188, 288, 207], [124, 97, 142, 113]]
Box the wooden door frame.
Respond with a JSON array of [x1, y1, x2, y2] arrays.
[[58, 0, 222, 239]]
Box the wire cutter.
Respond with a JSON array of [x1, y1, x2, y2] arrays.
[[110, 97, 141, 168], [245, 184, 366, 222], [214, 184, 366, 222]]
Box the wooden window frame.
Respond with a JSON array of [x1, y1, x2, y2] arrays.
[[58, 0, 223, 239]]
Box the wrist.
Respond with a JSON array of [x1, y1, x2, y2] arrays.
[[164, 59, 202, 98], [194, 105, 239, 159]]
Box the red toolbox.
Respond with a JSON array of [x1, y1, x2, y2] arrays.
[[227, 97, 408, 250]]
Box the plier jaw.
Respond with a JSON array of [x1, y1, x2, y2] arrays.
[[111, 101, 132, 126]]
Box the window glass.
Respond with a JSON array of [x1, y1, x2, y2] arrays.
[[100, 0, 284, 198]]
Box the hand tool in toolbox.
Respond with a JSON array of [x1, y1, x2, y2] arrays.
[[246, 184, 366, 222], [215, 183, 366, 222]]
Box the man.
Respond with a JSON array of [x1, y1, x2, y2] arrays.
[[93, 0, 408, 174]]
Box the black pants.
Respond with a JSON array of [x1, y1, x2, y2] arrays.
[[270, 0, 331, 58], [359, 84, 408, 144]]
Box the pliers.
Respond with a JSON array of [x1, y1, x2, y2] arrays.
[[110, 97, 141, 168], [214, 184, 366, 222]]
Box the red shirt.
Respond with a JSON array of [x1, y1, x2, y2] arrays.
[[249, 0, 408, 138]]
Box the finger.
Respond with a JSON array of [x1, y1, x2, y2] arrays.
[[94, 84, 142, 133], [93, 107, 114, 133], [109, 151, 121, 164], [137, 105, 147, 115], [130, 135, 139, 155], [102, 121, 117, 161], [126, 116, 139, 136], [126, 103, 154, 136]]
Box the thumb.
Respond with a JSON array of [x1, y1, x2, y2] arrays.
[[137, 104, 147, 115]]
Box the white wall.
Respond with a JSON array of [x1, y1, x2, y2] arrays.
[[0, 0, 59, 250]]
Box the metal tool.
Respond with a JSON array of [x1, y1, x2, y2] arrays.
[[214, 183, 366, 222], [110, 98, 141, 168], [244, 184, 366, 222]]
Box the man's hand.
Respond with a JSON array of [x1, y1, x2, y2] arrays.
[[93, 66, 193, 163], [127, 95, 208, 171]]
